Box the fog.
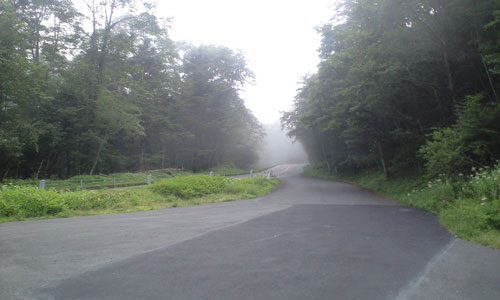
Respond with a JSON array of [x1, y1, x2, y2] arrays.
[[255, 123, 309, 168]]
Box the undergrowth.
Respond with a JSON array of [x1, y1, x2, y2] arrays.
[[150, 174, 279, 199], [0, 175, 280, 222]]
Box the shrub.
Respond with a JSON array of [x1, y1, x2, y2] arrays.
[[150, 175, 230, 199], [150, 175, 279, 199], [419, 94, 500, 177], [63, 190, 122, 210], [0, 186, 65, 217], [484, 199, 500, 230], [0, 186, 124, 218], [418, 128, 466, 177]]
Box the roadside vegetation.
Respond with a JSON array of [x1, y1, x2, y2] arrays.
[[281, 0, 500, 249], [2, 169, 191, 190], [0, 1, 263, 182], [304, 164, 500, 249], [207, 164, 275, 176], [2, 165, 269, 190], [0, 175, 280, 223]]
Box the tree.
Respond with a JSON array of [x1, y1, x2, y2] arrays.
[[283, 0, 500, 178]]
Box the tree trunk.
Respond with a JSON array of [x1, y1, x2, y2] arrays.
[[139, 144, 145, 171], [376, 141, 389, 180], [481, 54, 499, 104], [90, 139, 105, 175], [161, 143, 166, 169], [431, 87, 447, 123], [443, 51, 457, 105], [321, 142, 331, 172], [35, 160, 44, 180]]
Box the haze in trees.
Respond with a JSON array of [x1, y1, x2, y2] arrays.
[[0, 0, 262, 179], [255, 123, 308, 168], [282, 0, 500, 178]]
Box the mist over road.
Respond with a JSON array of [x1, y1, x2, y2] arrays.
[[1, 164, 499, 300]]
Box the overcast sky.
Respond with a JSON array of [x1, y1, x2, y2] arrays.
[[156, 0, 335, 124]]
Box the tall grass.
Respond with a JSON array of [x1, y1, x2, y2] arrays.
[[1, 169, 190, 190], [150, 175, 230, 198], [150, 174, 279, 199], [0, 175, 280, 222], [0, 186, 123, 218]]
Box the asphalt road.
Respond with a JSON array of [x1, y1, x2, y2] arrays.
[[1, 164, 499, 300]]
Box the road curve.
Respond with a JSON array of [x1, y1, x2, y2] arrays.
[[1, 164, 499, 299]]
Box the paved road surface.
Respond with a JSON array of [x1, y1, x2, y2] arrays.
[[1, 164, 499, 299]]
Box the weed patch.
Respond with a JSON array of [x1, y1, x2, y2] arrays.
[[1, 175, 280, 223]]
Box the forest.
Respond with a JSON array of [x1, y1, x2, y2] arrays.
[[0, 0, 263, 180], [282, 0, 500, 179]]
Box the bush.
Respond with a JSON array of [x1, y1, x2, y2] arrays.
[[419, 94, 500, 177], [0, 186, 65, 217], [0, 186, 124, 218], [150, 175, 230, 199], [63, 190, 122, 210], [150, 175, 279, 199], [418, 128, 466, 177]]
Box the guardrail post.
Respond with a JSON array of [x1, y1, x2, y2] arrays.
[[113, 177, 117, 187], [147, 174, 152, 185], [250, 169, 254, 177], [39, 180, 46, 189], [209, 171, 213, 177], [80, 179, 83, 188]]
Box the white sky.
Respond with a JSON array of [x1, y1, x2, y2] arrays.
[[156, 0, 335, 124]]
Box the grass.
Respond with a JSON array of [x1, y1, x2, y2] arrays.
[[0, 175, 280, 223], [206, 163, 275, 176], [303, 163, 500, 249], [1, 169, 191, 190], [2, 165, 275, 190]]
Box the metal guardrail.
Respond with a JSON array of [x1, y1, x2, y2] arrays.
[[2, 166, 279, 190]]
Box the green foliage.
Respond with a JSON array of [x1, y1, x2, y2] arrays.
[[223, 176, 279, 198], [150, 175, 230, 199], [150, 174, 279, 200], [0, 1, 262, 180], [0, 175, 280, 222], [0, 186, 64, 217], [207, 164, 250, 176], [418, 128, 466, 177], [283, 0, 500, 178], [0, 186, 114, 218], [2, 169, 188, 190], [420, 95, 500, 176]]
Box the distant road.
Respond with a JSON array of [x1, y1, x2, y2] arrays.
[[1, 164, 499, 300]]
